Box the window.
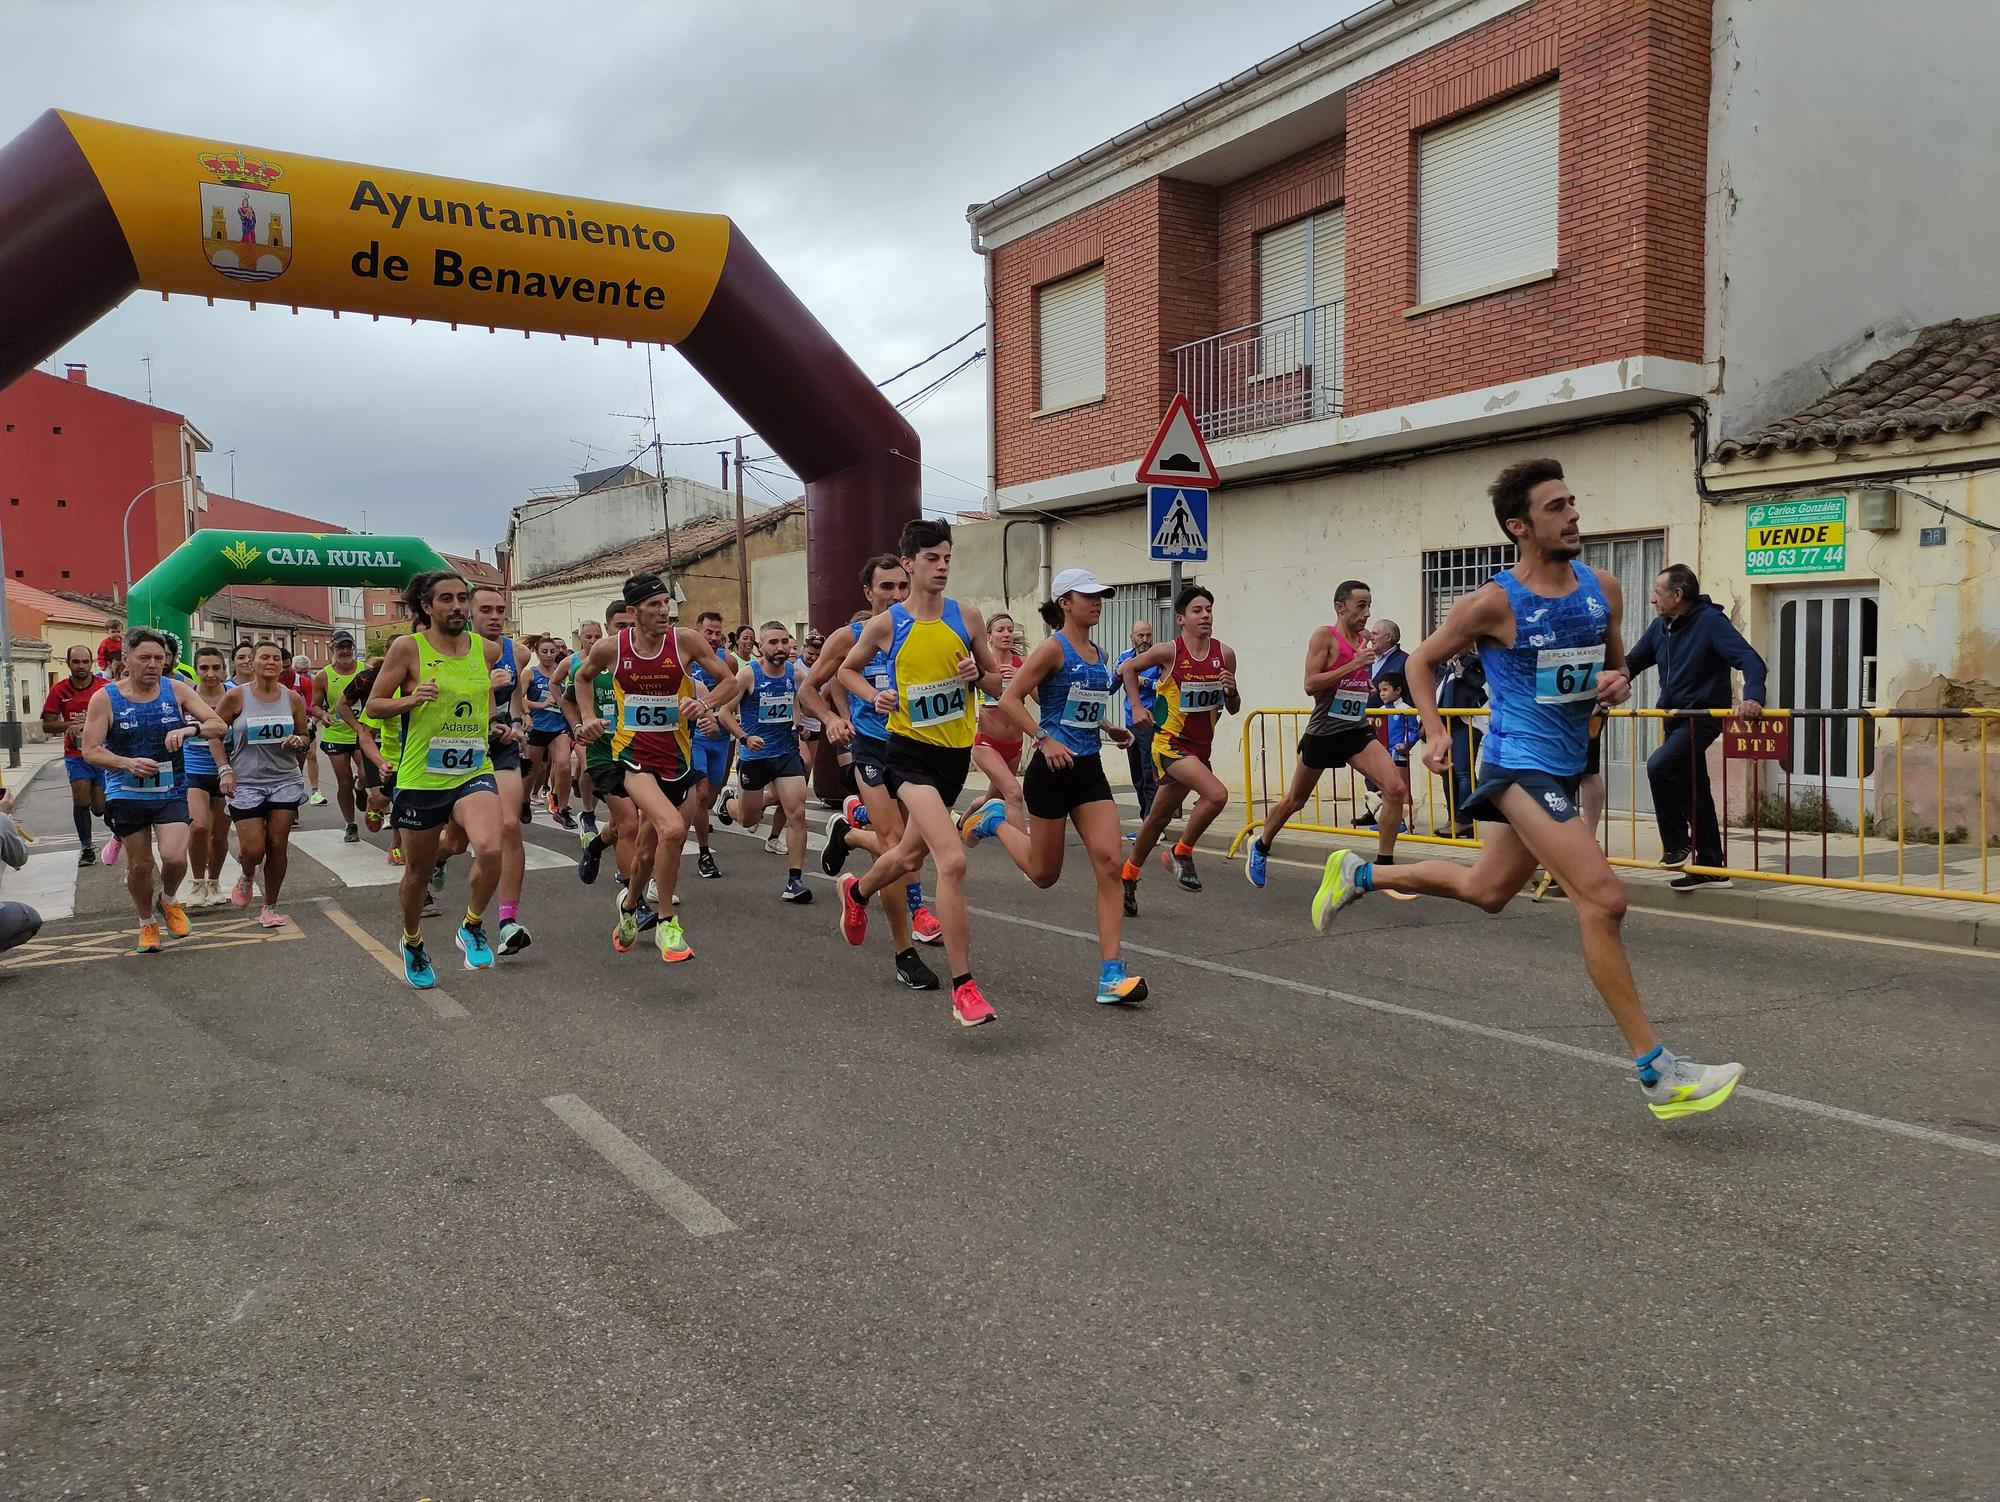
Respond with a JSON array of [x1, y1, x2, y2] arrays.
[[55, 498, 66, 508], [372, 603, 387, 616], [1255, 207, 1345, 384], [1422, 544, 1516, 634], [1036, 265, 1106, 412], [60, 569, 70, 579], [1417, 82, 1559, 306], [51, 426, 61, 435]]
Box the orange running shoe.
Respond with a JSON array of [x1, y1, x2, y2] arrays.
[[159, 900, 191, 939], [136, 921, 162, 954]]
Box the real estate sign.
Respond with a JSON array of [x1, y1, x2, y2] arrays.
[[1745, 496, 1846, 576]]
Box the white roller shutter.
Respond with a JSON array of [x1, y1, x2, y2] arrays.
[[1256, 207, 1344, 382], [1037, 265, 1106, 411], [1417, 82, 1559, 306]]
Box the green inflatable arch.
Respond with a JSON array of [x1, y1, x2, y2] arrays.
[[126, 529, 452, 657]]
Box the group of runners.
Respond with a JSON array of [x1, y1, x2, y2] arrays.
[[60, 453, 1742, 1120]]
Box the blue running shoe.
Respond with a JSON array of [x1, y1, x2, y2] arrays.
[[403, 939, 437, 989], [1246, 838, 1269, 889], [456, 921, 496, 971], [958, 797, 1007, 849], [1095, 960, 1148, 1006]]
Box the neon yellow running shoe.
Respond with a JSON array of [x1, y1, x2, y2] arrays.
[[1641, 1058, 1745, 1120], [1310, 850, 1368, 932], [612, 889, 639, 953], [657, 915, 692, 964]]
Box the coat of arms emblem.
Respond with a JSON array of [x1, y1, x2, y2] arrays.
[[198, 149, 292, 283]]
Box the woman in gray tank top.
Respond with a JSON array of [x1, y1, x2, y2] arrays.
[[214, 643, 309, 927]]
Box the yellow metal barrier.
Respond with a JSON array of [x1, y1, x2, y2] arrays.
[[1225, 706, 2000, 905]]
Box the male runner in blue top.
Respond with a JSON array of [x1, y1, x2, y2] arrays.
[[1307, 458, 1745, 1124]]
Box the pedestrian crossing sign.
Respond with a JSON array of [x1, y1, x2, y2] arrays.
[[1148, 485, 1208, 562]]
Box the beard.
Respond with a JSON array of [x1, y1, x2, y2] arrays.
[[1546, 539, 1582, 561], [438, 616, 468, 635]]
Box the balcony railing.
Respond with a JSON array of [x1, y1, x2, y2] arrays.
[[1171, 301, 1343, 443]]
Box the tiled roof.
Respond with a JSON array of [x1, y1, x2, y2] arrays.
[[1714, 313, 2000, 462], [5, 578, 112, 625], [205, 588, 336, 630], [443, 552, 502, 586], [517, 499, 804, 590]]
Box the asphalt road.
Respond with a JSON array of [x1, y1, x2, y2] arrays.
[[2, 769, 1995, 1501]]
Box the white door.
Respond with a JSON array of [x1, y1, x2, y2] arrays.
[[1771, 586, 1877, 823], [1583, 532, 1665, 812]]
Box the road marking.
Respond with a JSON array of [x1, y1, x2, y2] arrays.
[[314, 899, 470, 1020], [966, 903, 2000, 1162], [541, 1094, 736, 1235], [14, 851, 80, 922], [6, 914, 302, 968], [293, 827, 572, 888]]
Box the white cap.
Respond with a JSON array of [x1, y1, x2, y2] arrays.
[[1050, 567, 1114, 598]]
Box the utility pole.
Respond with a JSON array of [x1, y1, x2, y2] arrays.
[[0, 515, 18, 769], [733, 435, 749, 627]]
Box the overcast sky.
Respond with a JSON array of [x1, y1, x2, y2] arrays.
[[5, 0, 1358, 557]]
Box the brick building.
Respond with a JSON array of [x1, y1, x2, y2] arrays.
[[969, 0, 1998, 814]]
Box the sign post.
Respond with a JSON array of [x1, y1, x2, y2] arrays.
[[1136, 394, 1219, 598]]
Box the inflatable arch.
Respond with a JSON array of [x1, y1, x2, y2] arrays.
[[125, 530, 453, 656], [0, 110, 917, 633]]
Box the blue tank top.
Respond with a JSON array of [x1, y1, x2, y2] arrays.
[[739, 660, 798, 762], [1477, 561, 1612, 777], [102, 683, 185, 801], [527, 664, 566, 733], [490, 639, 518, 739], [846, 639, 894, 743], [688, 653, 731, 744], [1039, 634, 1113, 757], [181, 684, 219, 776]]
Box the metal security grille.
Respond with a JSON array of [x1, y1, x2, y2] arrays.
[[1422, 545, 1515, 633], [1093, 581, 1173, 667]]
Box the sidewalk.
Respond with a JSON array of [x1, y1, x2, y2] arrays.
[[4, 737, 67, 800], [1122, 796, 2000, 952]]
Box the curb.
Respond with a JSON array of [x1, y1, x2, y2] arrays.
[[1619, 876, 1999, 951]]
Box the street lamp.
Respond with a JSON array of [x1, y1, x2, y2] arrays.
[[122, 473, 192, 596]]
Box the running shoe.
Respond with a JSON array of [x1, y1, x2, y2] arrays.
[[1310, 849, 1368, 932], [364, 808, 383, 833], [781, 875, 813, 904], [656, 916, 692, 963], [843, 793, 868, 829], [837, 874, 869, 946], [1095, 962, 1149, 1007], [821, 814, 851, 876], [135, 920, 162, 954], [634, 901, 661, 932], [456, 922, 496, 971], [1122, 878, 1138, 918], [613, 893, 640, 952], [910, 904, 942, 945], [580, 810, 598, 836], [1640, 1058, 1745, 1120], [958, 797, 1007, 849], [715, 788, 736, 826], [498, 919, 532, 956], [951, 977, 997, 1028], [1162, 846, 1202, 891], [554, 806, 579, 832], [403, 938, 436, 989], [230, 876, 252, 909], [578, 840, 604, 885], [546, 789, 561, 818], [895, 948, 941, 990], [430, 857, 450, 893], [696, 850, 722, 880], [576, 826, 595, 852], [388, 846, 405, 867], [159, 900, 191, 939], [307, 790, 327, 806], [343, 822, 360, 844], [102, 835, 121, 866], [77, 845, 97, 868], [764, 834, 785, 855], [1670, 871, 1732, 892], [1245, 838, 1269, 889], [259, 905, 286, 930]]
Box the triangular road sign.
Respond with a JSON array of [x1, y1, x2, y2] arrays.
[[1135, 392, 1219, 489]]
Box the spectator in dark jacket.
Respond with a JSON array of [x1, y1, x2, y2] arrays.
[[1624, 564, 1768, 890], [1435, 648, 1487, 838]]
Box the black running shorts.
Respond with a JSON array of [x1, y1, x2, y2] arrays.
[[884, 735, 971, 805], [1023, 751, 1114, 820]]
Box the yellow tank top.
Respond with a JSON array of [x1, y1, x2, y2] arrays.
[[886, 600, 976, 749]]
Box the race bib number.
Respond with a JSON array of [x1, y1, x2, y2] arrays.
[[1181, 682, 1226, 716], [621, 695, 680, 731], [1535, 646, 1605, 704], [1061, 684, 1110, 728], [425, 736, 487, 774], [904, 676, 967, 728], [128, 765, 168, 791], [1328, 689, 1369, 722], [245, 716, 292, 744], [758, 693, 795, 726]]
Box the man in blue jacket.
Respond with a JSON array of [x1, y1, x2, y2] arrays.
[[1625, 564, 1767, 892]]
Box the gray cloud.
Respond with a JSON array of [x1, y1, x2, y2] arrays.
[[3, 0, 1353, 555]]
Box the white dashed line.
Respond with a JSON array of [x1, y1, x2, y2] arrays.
[[542, 1094, 737, 1235]]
